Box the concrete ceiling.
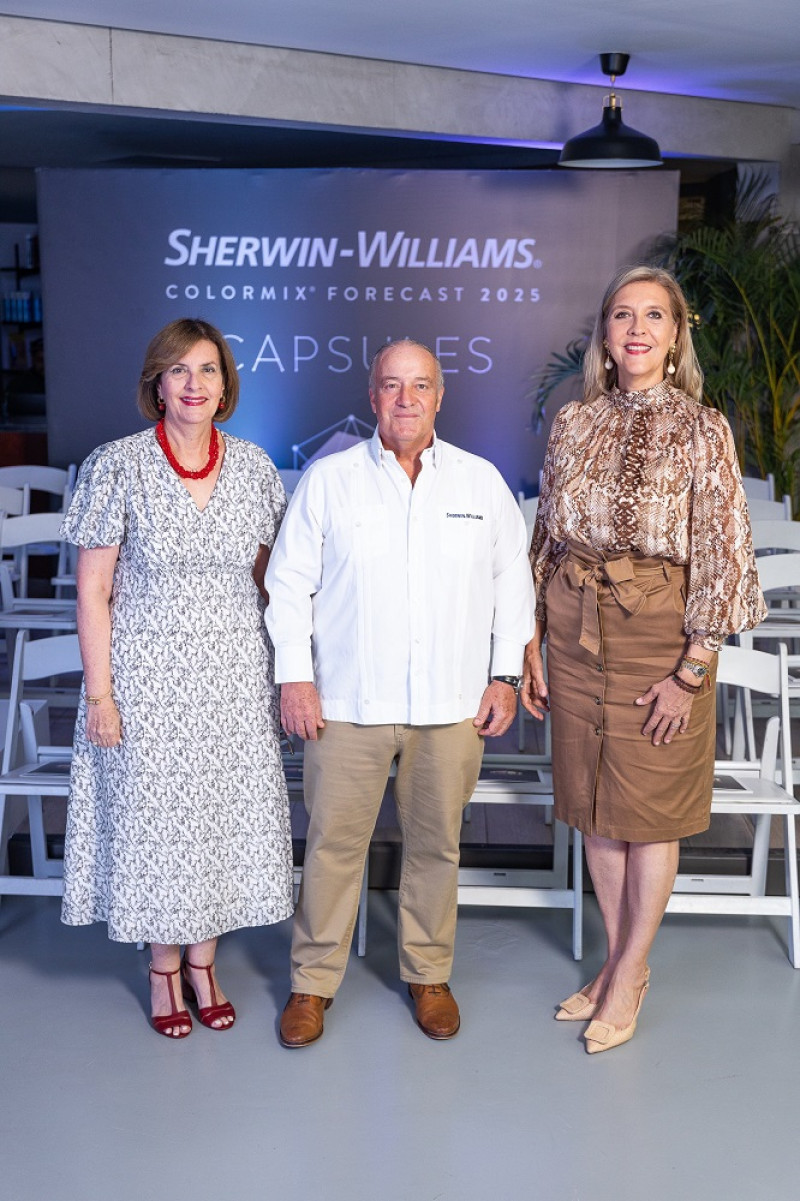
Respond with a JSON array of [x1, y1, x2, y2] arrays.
[[0, 1, 797, 220], [2, 0, 798, 108]]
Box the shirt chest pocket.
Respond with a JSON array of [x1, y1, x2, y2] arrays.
[[328, 504, 390, 560], [438, 509, 488, 560]]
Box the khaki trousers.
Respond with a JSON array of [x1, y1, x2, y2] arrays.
[[291, 719, 484, 996]]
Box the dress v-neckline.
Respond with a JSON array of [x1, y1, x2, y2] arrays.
[[154, 427, 227, 514]]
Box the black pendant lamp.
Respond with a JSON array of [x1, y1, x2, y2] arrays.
[[559, 53, 662, 169]]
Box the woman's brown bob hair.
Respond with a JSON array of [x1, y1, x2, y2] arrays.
[[583, 265, 704, 405], [136, 318, 240, 422]]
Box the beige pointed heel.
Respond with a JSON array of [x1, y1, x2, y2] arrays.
[[555, 989, 599, 1022], [584, 967, 650, 1055]]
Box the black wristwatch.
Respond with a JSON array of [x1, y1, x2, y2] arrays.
[[491, 675, 522, 692]]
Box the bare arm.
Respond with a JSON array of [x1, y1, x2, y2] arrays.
[[253, 543, 271, 604], [76, 545, 122, 747], [520, 619, 549, 720]]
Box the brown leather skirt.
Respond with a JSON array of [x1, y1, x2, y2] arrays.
[[545, 541, 716, 843]]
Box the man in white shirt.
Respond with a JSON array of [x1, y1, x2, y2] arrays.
[[265, 339, 535, 1046]]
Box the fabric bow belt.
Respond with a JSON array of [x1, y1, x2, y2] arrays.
[[565, 554, 651, 655]]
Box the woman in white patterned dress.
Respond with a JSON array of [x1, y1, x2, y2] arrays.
[[522, 267, 765, 1054], [61, 318, 293, 1038]]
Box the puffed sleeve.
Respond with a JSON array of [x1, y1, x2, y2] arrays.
[[252, 447, 287, 549], [529, 403, 573, 621], [685, 407, 767, 650], [59, 441, 127, 547]]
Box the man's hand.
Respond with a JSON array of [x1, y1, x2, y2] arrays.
[[280, 681, 325, 741], [473, 680, 518, 738]]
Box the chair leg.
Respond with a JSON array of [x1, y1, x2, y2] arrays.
[[27, 795, 53, 878], [750, 813, 772, 896], [356, 857, 369, 957], [783, 815, 800, 968], [572, 829, 583, 961]]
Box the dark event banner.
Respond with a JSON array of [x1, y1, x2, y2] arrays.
[[38, 168, 678, 490]]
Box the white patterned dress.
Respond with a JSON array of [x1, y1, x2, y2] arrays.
[[60, 429, 294, 943]]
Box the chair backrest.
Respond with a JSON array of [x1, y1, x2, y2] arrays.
[[0, 485, 29, 517], [1, 631, 82, 774], [756, 553, 800, 595], [517, 493, 539, 548], [742, 474, 775, 502], [0, 562, 16, 610], [716, 642, 792, 790], [750, 519, 800, 554], [747, 496, 793, 522], [0, 511, 65, 552], [0, 464, 76, 497]]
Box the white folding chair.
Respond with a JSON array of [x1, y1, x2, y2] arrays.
[[0, 485, 29, 517], [516, 491, 540, 752], [459, 754, 583, 960], [755, 553, 800, 627], [0, 465, 77, 596], [0, 514, 77, 661], [750, 519, 800, 555], [517, 491, 538, 551], [0, 631, 82, 897], [0, 464, 76, 496], [742, 473, 775, 502], [747, 496, 793, 522], [666, 643, 800, 967]]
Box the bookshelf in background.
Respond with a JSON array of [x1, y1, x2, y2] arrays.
[[1, 236, 45, 429]]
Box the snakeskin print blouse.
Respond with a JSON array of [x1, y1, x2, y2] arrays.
[[529, 381, 767, 651]]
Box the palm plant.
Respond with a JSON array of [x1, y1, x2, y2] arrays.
[[664, 176, 800, 512], [529, 336, 586, 433]]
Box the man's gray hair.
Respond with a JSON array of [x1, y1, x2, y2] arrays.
[[368, 338, 444, 394]]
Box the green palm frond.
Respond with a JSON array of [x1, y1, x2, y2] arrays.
[[528, 335, 587, 432]]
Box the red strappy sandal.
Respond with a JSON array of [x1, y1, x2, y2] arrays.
[[149, 964, 193, 1039], [182, 959, 236, 1031]]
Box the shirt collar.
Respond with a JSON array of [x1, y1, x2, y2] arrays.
[[369, 427, 441, 468]]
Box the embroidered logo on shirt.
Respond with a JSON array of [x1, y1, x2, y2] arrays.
[[446, 512, 484, 520]]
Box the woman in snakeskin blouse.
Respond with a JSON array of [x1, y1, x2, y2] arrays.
[[522, 265, 766, 1054]]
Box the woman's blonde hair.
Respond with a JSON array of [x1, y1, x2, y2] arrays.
[[136, 317, 240, 422], [583, 265, 704, 404]]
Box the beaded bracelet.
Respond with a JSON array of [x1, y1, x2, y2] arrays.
[[86, 688, 112, 705], [671, 671, 703, 695], [680, 655, 710, 679]]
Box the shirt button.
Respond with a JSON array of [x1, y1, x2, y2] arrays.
[[596, 664, 604, 673], [594, 697, 602, 706], [594, 727, 602, 736]]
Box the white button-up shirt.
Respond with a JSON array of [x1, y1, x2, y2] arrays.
[[265, 431, 535, 725]]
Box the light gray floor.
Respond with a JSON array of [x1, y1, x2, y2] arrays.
[[2, 892, 800, 1201]]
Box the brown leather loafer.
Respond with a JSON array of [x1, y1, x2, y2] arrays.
[[279, 992, 333, 1048], [408, 982, 460, 1040]]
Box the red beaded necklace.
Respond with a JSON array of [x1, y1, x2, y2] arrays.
[[155, 420, 220, 480]]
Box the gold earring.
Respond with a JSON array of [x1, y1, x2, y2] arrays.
[[666, 343, 677, 375], [603, 341, 614, 371]]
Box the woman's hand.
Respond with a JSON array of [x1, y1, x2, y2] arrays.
[[85, 697, 122, 748], [636, 675, 695, 746], [520, 637, 549, 721]]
